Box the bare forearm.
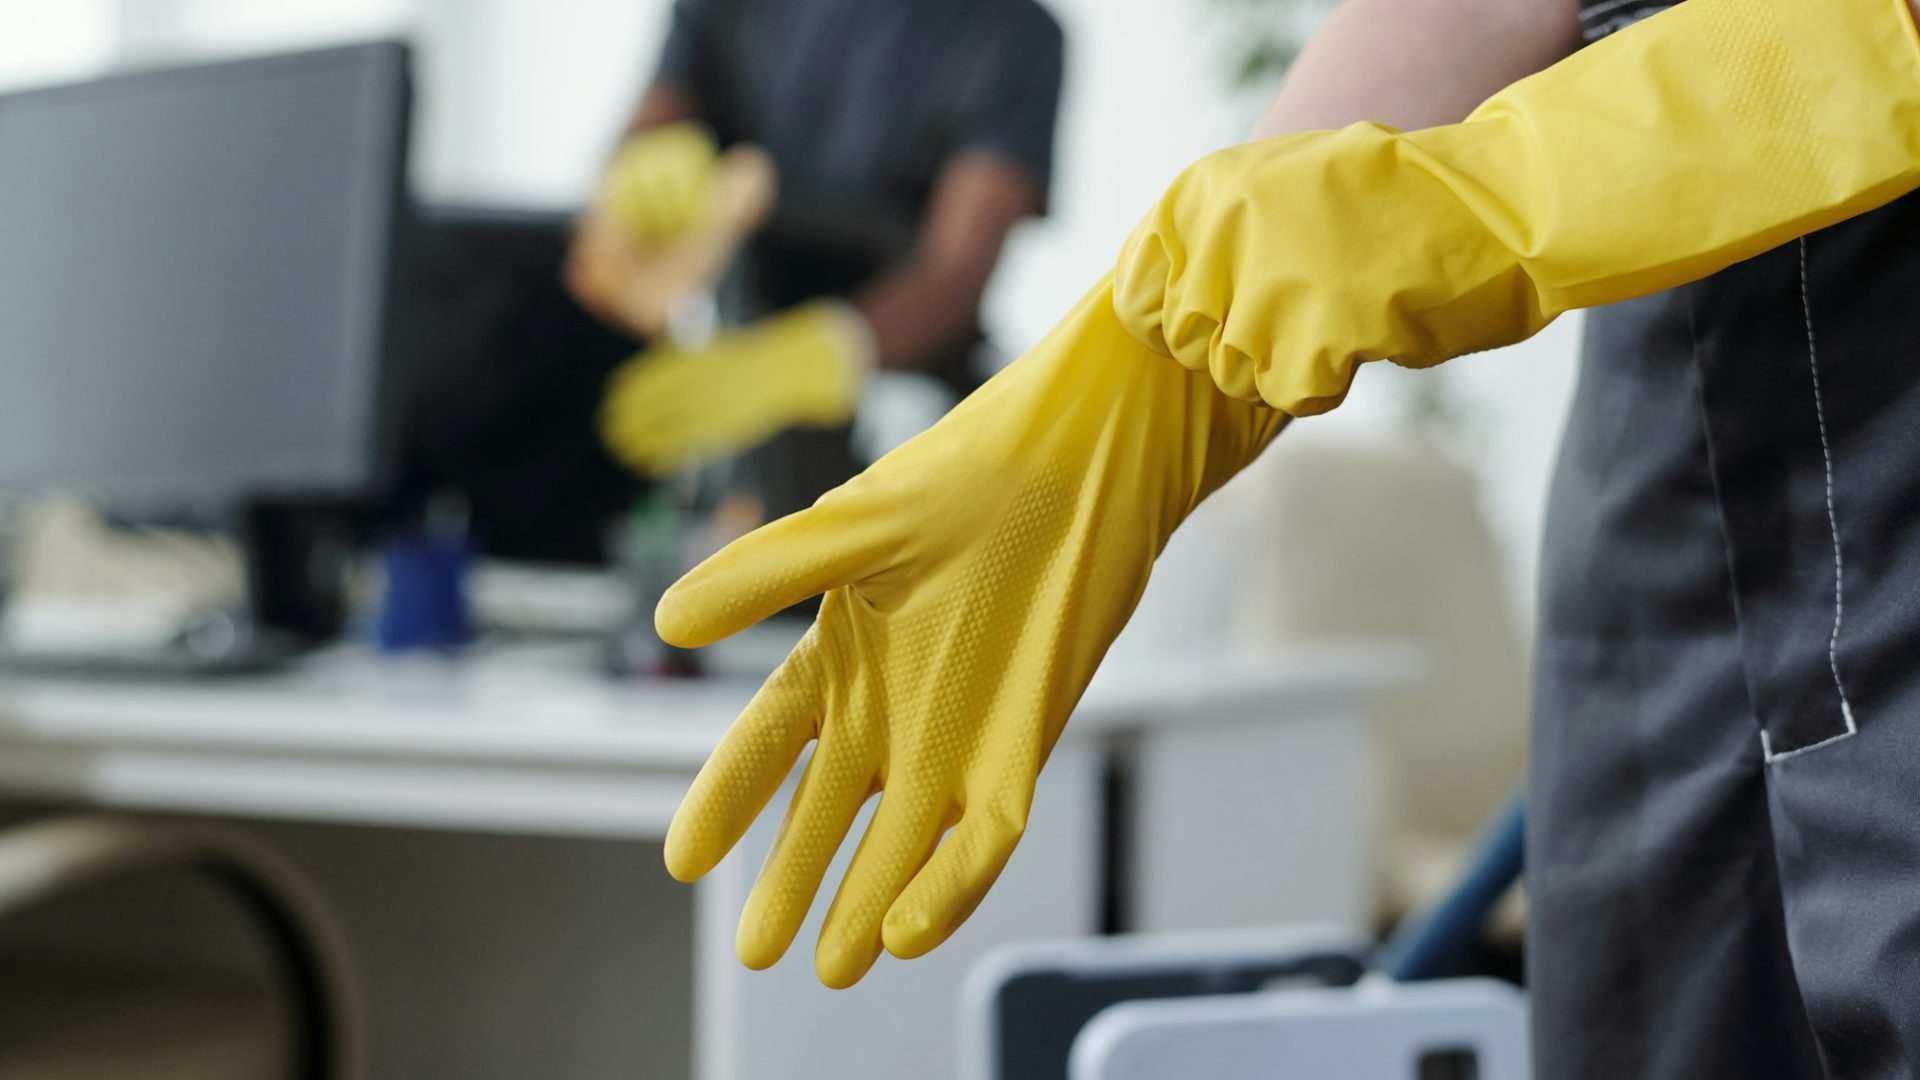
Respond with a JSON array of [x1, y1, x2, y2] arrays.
[[1255, 0, 1582, 138], [625, 82, 700, 135], [855, 154, 1039, 370], [856, 258, 1000, 370], [1262, 0, 1920, 141]]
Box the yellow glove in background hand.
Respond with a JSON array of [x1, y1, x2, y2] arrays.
[[657, 280, 1283, 988], [1116, 0, 1920, 415], [568, 132, 776, 341], [601, 301, 870, 474], [601, 122, 719, 248]]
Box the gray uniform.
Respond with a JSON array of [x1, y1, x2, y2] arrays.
[[1533, 3, 1920, 1075]]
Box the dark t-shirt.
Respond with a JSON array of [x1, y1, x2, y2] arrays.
[[654, 0, 1064, 341], [652, 0, 1065, 523], [657, 0, 1062, 218]]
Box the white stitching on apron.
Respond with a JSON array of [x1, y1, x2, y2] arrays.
[[1761, 237, 1858, 764]]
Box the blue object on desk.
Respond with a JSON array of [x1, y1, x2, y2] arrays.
[[374, 532, 473, 652]]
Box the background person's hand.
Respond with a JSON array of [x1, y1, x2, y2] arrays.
[[565, 129, 775, 340], [599, 122, 719, 248], [655, 279, 1284, 987]]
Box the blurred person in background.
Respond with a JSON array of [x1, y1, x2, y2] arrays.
[[570, 0, 1064, 524]]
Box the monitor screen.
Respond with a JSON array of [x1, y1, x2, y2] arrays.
[[0, 42, 409, 500]]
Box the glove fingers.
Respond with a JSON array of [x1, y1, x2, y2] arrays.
[[606, 142, 709, 244], [880, 802, 1027, 961], [605, 352, 698, 410], [601, 361, 712, 472], [603, 411, 698, 474], [656, 503, 891, 648], [662, 650, 820, 883], [620, 171, 674, 238], [607, 176, 671, 245], [633, 153, 708, 237], [604, 403, 684, 455], [603, 385, 695, 445], [734, 730, 874, 970], [814, 790, 952, 988]]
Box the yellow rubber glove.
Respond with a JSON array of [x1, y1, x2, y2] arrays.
[[601, 301, 870, 474], [1116, 0, 1920, 416], [657, 280, 1283, 988], [601, 123, 720, 248], [569, 138, 775, 340]]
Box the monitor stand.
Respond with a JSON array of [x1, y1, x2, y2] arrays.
[[241, 499, 357, 645], [0, 498, 358, 679]]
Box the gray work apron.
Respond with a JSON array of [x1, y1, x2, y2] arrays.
[[1529, 16, 1920, 1069]]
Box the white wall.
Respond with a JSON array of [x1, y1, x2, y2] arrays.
[[109, 0, 412, 58], [0, 0, 116, 91], [0, 0, 1579, 622], [406, 0, 658, 205]]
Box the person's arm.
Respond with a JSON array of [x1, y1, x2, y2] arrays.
[[625, 81, 701, 134], [853, 0, 1571, 372], [853, 6, 1063, 372], [1254, 0, 1581, 138], [605, 92, 1039, 374], [606, 109, 1037, 372], [1264, 0, 1920, 128], [1117, 0, 1920, 414], [852, 153, 1042, 371], [651, 0, 1920, 991], [623, 0, 717, 135]]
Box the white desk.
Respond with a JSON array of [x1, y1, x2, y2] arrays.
[[0, 635, 1415, 1080]]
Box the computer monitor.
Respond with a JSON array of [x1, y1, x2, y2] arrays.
[[0, 42, 411, 656], [0, 41, 411, 502], [398, 204, 647, 566]]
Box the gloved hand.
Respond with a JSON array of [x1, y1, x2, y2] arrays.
[[657, 280, 1283, 987], [1115, 0, 1920, 415], [600, 122, 720, 248], [601, 301, 872, 474], [567, 132, 775, 341]]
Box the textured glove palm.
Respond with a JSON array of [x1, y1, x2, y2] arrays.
[[657, 280, 1282, 987], [1115, 0, 1920, 415]]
